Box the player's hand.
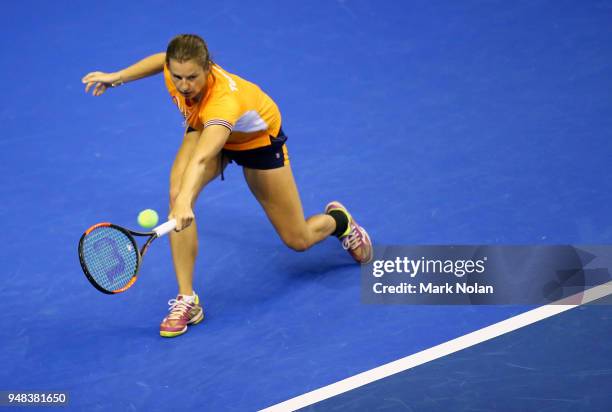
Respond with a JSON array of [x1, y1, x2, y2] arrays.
[[169, 201, 195, 232], [81, 71, 122, 96]]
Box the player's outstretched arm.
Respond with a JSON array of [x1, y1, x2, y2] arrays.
[[82, 52, 166, 96], [170, 125, 231, 231]]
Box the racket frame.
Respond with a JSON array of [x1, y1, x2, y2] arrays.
[[78, 222, 159, 294]]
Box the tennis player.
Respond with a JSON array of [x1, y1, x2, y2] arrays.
[[82, 34, 372, 337]]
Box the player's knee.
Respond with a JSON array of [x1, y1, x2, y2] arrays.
[[169, 190, 180, 208], [282, 234, 310, 252]]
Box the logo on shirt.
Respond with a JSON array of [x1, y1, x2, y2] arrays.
[[212, 66, 238, 92]]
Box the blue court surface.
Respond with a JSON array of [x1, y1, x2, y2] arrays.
[[1, 1, 611, 411]]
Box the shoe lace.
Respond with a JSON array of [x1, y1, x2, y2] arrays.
[[342, 227, 362, 251], [166, 298, 192, 320]]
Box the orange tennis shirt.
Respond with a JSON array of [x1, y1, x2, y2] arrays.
[[164, 63, 282, 151]]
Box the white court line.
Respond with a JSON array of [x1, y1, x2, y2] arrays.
[[260, 282, 611, 412]]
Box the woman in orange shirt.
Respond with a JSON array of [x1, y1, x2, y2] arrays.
[[82, 34, 372, 338]]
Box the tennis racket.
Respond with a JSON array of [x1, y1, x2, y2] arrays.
[[78, 219, 176, 294]]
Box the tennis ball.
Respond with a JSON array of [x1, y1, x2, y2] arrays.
[[138, 209, 159, 228]]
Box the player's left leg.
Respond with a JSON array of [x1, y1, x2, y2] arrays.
[[243, 161, 373, 263], [243, 163, 335, 251]]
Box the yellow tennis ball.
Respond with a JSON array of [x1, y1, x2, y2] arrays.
[[137, 209, 159, 228]]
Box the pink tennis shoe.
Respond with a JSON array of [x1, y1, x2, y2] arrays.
[[326, 201, 373, 264], [160, 293, 204, 338]]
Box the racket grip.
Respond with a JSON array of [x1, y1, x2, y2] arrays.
[[153, 219, 177, 237]]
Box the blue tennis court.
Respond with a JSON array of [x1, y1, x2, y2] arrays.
[[1, 1, 611, 410]]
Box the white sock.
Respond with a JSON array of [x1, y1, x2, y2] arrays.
[[180, 292, 196, 304]]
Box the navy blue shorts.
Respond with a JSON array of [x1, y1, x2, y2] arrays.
[[223, 128, 289, 170], [187, 126, 289, 170]]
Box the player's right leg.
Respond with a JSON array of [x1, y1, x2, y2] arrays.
[[161, 128, 227, 338]]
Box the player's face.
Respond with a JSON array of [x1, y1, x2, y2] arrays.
[[168, 59, 208, 100]]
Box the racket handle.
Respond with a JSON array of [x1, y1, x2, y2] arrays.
[[153, 219, 177, 237]]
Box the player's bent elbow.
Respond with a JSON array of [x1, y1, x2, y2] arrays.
[[191, 154, 211, 172]]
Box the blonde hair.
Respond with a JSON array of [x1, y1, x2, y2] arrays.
[[165, 34, 213, 70]]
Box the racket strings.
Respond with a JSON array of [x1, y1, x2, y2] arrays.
[[81, 227, 139, 291]]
